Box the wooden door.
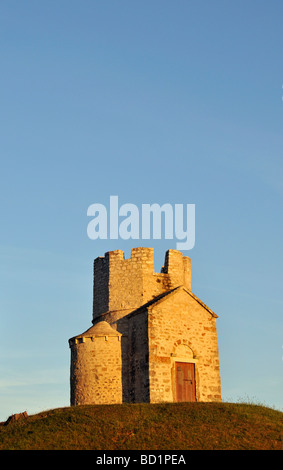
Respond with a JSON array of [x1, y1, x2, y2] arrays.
[[175, 362, 196, 402]]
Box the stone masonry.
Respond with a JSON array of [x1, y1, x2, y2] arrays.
[[69, 247, 221, 405]]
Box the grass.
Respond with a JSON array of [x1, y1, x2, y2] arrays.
[[0, 402, 282, 450]]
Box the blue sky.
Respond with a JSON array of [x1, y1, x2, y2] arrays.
[[0, 0, 282, 421]]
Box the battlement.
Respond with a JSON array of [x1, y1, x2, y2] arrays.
[[92, 248, 191, 321]]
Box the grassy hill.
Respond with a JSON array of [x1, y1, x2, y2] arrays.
[[0, 402, 282, 450]]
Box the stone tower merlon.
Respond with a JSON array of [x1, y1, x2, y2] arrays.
[[92, 247, 191, 322], [162, 248, 191, 290]]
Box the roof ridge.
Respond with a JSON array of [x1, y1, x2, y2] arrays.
[[128, 285, 218, 318]]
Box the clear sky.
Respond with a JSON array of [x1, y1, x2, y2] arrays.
[[0, 0, 282, 421]]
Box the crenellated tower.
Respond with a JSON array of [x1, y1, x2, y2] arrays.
[[92, 247, 191, 323]]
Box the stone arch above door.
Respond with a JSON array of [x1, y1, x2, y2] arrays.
[[171, 339, 198, 361]]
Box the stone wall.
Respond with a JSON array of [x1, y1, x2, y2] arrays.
[[69, 322, 123, 405], [148, 288, 221, 403], [128, 310, 149, 403]]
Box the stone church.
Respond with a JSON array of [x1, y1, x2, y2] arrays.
[[68, 247, 221, 405]]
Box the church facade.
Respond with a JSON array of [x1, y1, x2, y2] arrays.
[[69, 247, 221, 405]]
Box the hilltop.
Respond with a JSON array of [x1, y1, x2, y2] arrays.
[[0, 402, 282, 450]]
